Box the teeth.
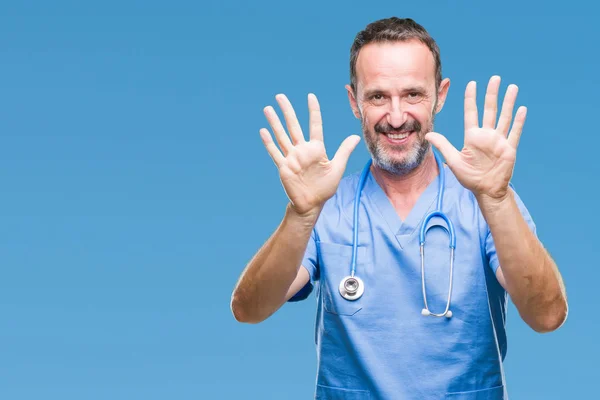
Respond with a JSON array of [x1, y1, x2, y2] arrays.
[[387, 132, 409, 139]]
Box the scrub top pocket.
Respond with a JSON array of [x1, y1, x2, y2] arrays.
[[318, 242, 369, 316], [445, 385, 505, 399], [316, 384, 371, 399]]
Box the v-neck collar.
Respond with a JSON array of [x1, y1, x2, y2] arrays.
[[364, 166, 443, 249]]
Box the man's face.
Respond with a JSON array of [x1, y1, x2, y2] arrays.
[[347, 40, 449, 175]]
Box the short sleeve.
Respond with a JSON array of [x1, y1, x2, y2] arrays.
[[287, 228, 320, 302], [486, 186, 538, 274]]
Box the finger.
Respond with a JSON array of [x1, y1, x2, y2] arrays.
[[308, 93, 323, 142], [331, 135, 361, 172], [464, 81, 478, 130], [259, 128, 286, 167], [496, 84, 518, 137], [276, 94, 306, 145], [507, 106, 527, 149], [264, 105, 293, 155], [482, 76, 501, 129], [425, 132, 461, 166]]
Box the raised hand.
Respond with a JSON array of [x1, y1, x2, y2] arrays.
[[425, 76, 527, 201], [260, 93, 361, 216]]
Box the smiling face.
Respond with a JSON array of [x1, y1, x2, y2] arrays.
[[347, 40, 450, 175]]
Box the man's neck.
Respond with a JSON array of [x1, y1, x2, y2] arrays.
[[371, 150, 439, 219]]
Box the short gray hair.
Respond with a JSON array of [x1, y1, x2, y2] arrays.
[[349, 17, 442, 93]]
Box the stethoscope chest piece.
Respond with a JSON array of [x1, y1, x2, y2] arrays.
[[339, 275, 364, 301]]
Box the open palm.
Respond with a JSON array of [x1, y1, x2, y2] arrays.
[[260, 94, 361, 216], [426, 76, 527, 200]]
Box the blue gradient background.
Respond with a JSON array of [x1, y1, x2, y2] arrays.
[[0, 1, 597, 399]]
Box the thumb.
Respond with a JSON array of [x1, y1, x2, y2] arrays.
[[425, 132, 459, 165], [332, 135, 361, 172]]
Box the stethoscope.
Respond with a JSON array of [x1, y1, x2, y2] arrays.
[[338, 151, 457, 318]]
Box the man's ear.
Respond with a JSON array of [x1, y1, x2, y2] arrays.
[[345, 84, 361, 119], [435, 78, 451, 114]]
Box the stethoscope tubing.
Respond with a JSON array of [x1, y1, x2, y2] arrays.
[[350, 159, 373, 278], [343, 150, 457, 318]]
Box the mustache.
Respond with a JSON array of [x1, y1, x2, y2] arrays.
[[374, 119, 422, 134]]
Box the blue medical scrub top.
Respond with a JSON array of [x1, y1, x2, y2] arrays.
[[289, 162, 536, 400]]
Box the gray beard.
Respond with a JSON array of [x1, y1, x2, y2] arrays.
[[361, 119, 433, 176]]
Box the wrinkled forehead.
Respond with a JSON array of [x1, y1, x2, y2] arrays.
[[354, 40, 437, 94]]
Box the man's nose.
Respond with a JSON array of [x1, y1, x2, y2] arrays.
[[387, 98, 407, 129]]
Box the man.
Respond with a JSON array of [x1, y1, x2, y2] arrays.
[[231, 17, 568, 399]]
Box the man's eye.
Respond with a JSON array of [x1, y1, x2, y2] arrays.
[[407, 92, 423, 102], [371, 94, 383, 100]]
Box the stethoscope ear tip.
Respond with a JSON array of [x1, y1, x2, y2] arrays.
[[421, 308, 453, 318]]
